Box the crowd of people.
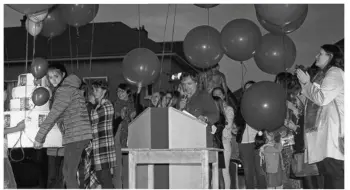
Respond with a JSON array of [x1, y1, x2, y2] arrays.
[[4, 43, 344, 189]]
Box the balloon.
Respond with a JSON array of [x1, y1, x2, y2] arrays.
[[123, 48, 161, 87], [257, 6, 308, 35], [221, 18, 262, 61], [241, 81, 287, 131], [254, 33, 296, 74], [32, 87, 50, 106], [28, 10, 48, 23], [194, 4, 219, 9], [183, 25, 224, 69], [255, 4, 308, 27], [30, 58, 49, 79], [7, 4, 54, 15], [40, 7, 67, 38], [25, 19, 43, 37], [60, 4, 99, 27]]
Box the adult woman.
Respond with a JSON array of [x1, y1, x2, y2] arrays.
[[296, 44, 344, 189], [34, 63, 93, 189], [212, 87, 236, 189], [90, 81, 117, 188], [274, 72, 302, 189], [236, 81, 267, 189]]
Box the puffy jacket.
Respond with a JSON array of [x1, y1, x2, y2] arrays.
[[35, 75, 93, 145]]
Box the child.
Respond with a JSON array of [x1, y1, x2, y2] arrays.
[[255, 130, 284, 189]]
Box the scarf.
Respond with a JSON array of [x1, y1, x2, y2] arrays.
[[304, 71, 326, 133]]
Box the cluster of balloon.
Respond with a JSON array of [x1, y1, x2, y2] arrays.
[[183, 25, 223, 69], [194, 4, 219, 9], [30, 57, 49, 79], [122, 48, 161, 87], [254, 33, 296, 74], [256, 6, 309, 35], [241, 81, 287, 131], [40, 6, 67, 38], [220, 18, 262, 62], [30, 58, 50, 106], [60, 4, 99, 28], [32, 87, 50, 107]]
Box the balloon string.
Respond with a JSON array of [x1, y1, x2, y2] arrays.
[[169, 4, 177, 58], [207, 8, 210, 26], [68, 26, 73, 72], [158, 4, 171, 91], [25, 27, 29, 72], [138, 4, 141, 48], [241, 61, 244, 89], [76, 27, 80, 70], [89, 5, 96, 72], [5, 38, 9, 68], [33, 35, 36, 59]]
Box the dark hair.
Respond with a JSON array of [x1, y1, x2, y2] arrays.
[[180, 72, 199, 83], [213, 96, 226, 116], [92, 80, 109, 99], [244, 81, 255, 91], [274, 72, 301, 99], [117, 83, 132, 96], [255, 130, 282, 149], [4, 82, 7, 91], [255, 130, 267, 149], [47, 63, 68, 88], [321, 44, 344, 72], [212, 86, 225, 99]]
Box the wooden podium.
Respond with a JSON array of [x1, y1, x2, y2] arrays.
[[125, 107, 211, 189]]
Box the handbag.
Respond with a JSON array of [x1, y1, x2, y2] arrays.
[[290, 152, 319, 177]]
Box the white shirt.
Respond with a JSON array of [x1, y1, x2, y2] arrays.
[[241, 124, 258, 144]]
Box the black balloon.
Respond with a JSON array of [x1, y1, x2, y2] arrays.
[[32, 87, 50, 106], [241, 81, 287, 131]]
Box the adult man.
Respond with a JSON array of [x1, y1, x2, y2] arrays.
[[179, 72, 220, 147]]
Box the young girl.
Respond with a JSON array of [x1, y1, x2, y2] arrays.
[[33, 63, 93, 188], [255, 130, 284, 189], [90, 81, 117, 188]]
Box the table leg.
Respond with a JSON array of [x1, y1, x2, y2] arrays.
[[212, 151, 219, 189], [201, 150, 209, 189], [128, 152, 136, 189], [147, 164, 154, 189]]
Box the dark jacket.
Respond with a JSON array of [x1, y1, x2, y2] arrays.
[[185, 89, 220, 147], [35, 75, 93, 145]]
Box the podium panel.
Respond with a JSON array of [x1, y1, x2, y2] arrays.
[[127, 107, 208, 189]]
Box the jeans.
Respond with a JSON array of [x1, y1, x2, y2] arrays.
[[316, 157, 344, 189], [47, 156, 64, 189], [62, 140, 90, 189], [96, 169, 114, 188], [239, 143, 267, 189]]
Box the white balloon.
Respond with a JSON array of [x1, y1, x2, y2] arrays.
[[25, 19, 43, 37], [28, 10, 48, 23]]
